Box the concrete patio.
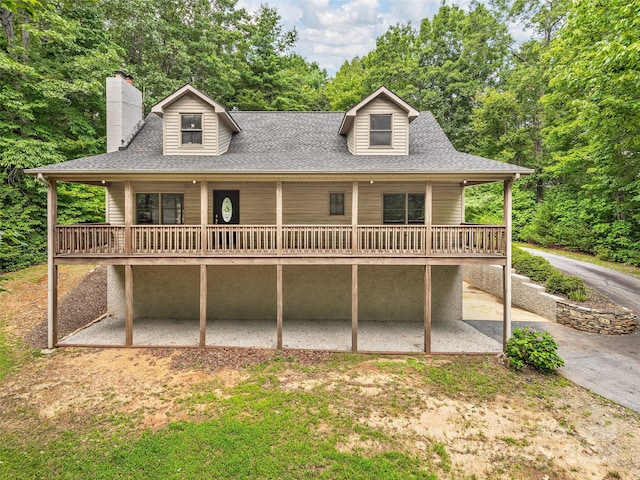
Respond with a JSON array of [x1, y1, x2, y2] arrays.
[[58, 283, 550, 353]]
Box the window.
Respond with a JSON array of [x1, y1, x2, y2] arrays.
[[330, 192, 345, 216], [181, 114, 202, 145], [383, 193, 425, 224], [136, 193, 184, 224], [370, 114, 392, 146]]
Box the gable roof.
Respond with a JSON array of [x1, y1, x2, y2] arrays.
[[150, 84, 240, 133], [26, 111, 533, 182], [339, 86, 420, 135]]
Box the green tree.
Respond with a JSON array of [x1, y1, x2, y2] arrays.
[[539, 0, 640, 263], [0, 1, 121, 271]]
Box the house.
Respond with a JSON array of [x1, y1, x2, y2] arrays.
[[27, 72, 533, 351]]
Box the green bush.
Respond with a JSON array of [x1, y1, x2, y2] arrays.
[[505, 328, 564, 372], [544, 272, 588, 302], [512, 248, 555, 284], [512, 247, 589, 301]]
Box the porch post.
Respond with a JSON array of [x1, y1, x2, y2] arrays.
[[277, 263, 283, 349], [47, 179, 58, 349], [351, 264, 358, 352], [424, 264, 432, 354], [503, 178, 514, 350], [425, 181, 432, 255], [199, 265, 207, 347], [125, 264, 133, 346], [124, 180, 132, 256], [352, 181, 358, 254], [276, 181, 283, 255], [200, 180, 208, 256]]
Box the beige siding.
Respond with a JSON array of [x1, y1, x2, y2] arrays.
[[209, 182, 276, 224], [106, 181, 462, 226], [218, 121, 234, 154], [163, 93, 218, 156], [433, 184, 463, 224], [346, 128, 355, 154], [353, 98, 409, 155], [107, 184, 125, 225], [358, 182, 462, 225], [283, 182, 351, 224]]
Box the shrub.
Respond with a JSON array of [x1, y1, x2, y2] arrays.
[[545, 272, 588, 302], [512, 247, 589, 302], [505, 328, 564, 372]]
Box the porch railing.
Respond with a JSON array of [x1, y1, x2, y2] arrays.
[[54, 224, 506, 257]]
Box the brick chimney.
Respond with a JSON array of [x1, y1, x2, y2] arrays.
[[106, 72, 143, 153]]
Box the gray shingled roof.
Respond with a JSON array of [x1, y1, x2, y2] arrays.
[[27, 111, 533, 176]]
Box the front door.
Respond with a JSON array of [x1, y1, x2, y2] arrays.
[[213, 190, 240, 225]]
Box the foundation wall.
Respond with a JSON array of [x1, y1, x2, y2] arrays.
[[107, 265, 462, 322]]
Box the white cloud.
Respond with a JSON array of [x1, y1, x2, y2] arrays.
[[237, 0, 533, 76]]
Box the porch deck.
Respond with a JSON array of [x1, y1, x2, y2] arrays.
[[54, 224, 506, 258]]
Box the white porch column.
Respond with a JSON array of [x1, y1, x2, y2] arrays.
[[47, 179, 58, 349], [503, 178, 514, 350]]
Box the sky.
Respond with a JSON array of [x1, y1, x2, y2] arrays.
[[237, 0, 533, 76]]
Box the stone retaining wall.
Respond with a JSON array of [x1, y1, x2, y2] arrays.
[[557, 302, 637, 335], [463, 264, 638, 335]]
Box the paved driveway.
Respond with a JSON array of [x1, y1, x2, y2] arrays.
[[521, 247, 640, 315], [467, 318, 640, 413], [465, 249, 640, 413]]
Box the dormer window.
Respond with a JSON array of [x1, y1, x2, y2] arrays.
[[181, 114, 202, 145], [370, 114, 392, 146]]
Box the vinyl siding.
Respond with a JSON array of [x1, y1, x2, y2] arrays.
[[107, 184, 125, 225], [208, 182, 276, 224], [283, 182, 351, 224], [164, 93, 218, 156], [106, 181, 462, 226], [218, 121, 234, 154], [353, 98, 409, 155], [358, 182, 462, 225]]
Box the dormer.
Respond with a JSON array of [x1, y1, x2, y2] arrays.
[[151, 84, 240, 156], [339, 87, 419, 155]]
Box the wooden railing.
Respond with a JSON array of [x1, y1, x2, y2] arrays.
[[206, 225, 277, 254], [132, 225, 201, 255], [56, 225, 126, 255], [358, 225, 427, 255], [432, 225, 505, 255], [55, 224, 506, 257], [283, 225, 352, 254]]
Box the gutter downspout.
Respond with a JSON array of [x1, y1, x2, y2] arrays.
[[37, 173, 57, 350]]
